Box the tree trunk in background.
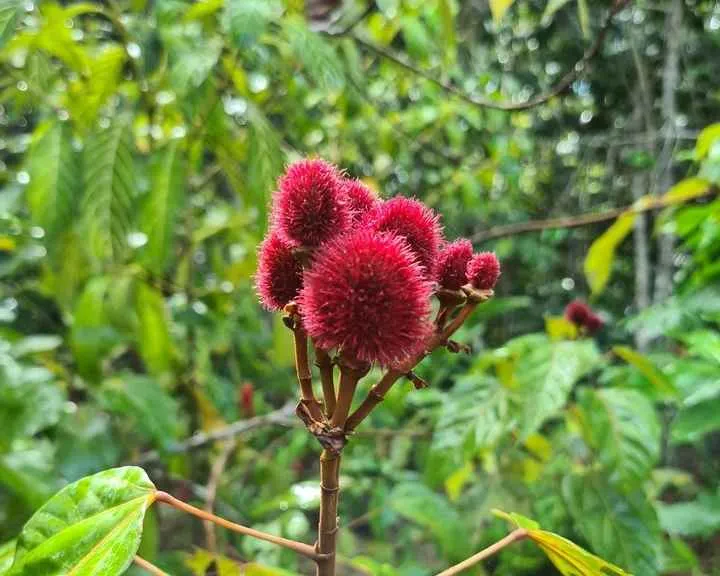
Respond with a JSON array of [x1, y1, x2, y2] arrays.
[[654, 0, 683, 303]]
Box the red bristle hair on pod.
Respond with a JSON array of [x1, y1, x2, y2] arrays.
[[363, 197, 443, 276], [564, 300, 592, 326], [466, 252, 501, 290], [272, 158, 349, 247], [342, 179, 379, 225], [255, 231, 303, 311], [299, 230, 433, 367], [584, 313, 604, 335], [436, 239, 474, 291]]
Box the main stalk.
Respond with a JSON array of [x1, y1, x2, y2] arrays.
[[316, 450, 341, 576]]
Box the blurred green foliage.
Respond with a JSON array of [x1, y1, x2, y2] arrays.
[[0, 0, 719, 574]]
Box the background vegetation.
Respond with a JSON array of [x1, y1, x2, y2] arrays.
[[0, 0, 719, 574]]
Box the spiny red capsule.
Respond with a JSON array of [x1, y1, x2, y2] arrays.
[[342, 179, 379, 225], [436, 239, 474, 290], [466, 252, 501, 290], [299, 230, 433, 367], [564, 300, 592, 326], [584, 313, 604, 335], [364, 197, 443, 276], [255, 231, 303, 311], [271, 159, 349, 247]]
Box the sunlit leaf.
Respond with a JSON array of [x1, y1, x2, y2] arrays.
[[584, 212, 635, 295], [224, 0, 278, 48], [577, 388, 660, 487], [489, 0, 515, 23], [438, 0, 456, 66], [612, 346, 678, 397], [696, 123, 720, 160], [563, 473, 661, 576], [0, 0, 21, 48], [577, 0, 590, 39], [544, 316, 578, 340], [10, 467, 156, 576], [0, 540, 15, 575], [134, 282, 172, 375]]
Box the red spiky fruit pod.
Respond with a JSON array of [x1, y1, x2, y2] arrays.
[[436, 239, 474, 290], [271, 158, 349, 247], [363, 197, 443, 276], [584, 313, 604, 335], [299, 230, 433, 367], [466, 252, 501, 290], [240, 382, 255, 418], [342, 178, 379, 225], [564, 300, 592, 327], [255, 231, 303, 311]]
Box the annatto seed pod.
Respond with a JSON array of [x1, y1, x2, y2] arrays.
[[299, 230, 433, 367], [436, 239, 474, 291], [255, 231, 303, 311], [564, 300, 592, 327], [466, 251, 501, 290], [363, 197, 443, 277], [342, 179, 379, 225], [271, 158, 350, 248]]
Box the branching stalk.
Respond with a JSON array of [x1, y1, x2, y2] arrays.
[[155, 491, 321, 560], [434, 529, 528, 576], [315, 345, 336, 418], [294, 328, 324, 421]]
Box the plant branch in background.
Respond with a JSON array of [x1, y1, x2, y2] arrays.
[[330, 0, 632, 112], [133, 555, 170, 576], [434, 529, 528, 576]]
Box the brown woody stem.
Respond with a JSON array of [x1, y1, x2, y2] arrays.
[[294, 328, 324, 422], [345, 369, 403, 432], [315, 345, 336, 418], [134, 555, 169, 576], [434, 529, 528, 576], [155, 491, 321, 560], [316, 450, 341, 576], [330, 363, 366, 429]]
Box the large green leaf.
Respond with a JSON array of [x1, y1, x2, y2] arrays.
[[494, 510, 629, 575], [25, 121, 82, 241], [671, 394, 720, 444], [577, 388, 660, 487], [10, 467, 156, 576], [656, 489, 720, 538], [389, 482, 469, 562], [0, 440, 56, 509], [514, 337, 601, 437], [563, 473, 661, 576], [612, 346, 678, 397], [223, 0, 278, 48], [489, 0, 515, 23], [0, 0, 21, 48], [141, 141, 187, 274], [82, 119, 136, 263], [134, 282, 172, 375]]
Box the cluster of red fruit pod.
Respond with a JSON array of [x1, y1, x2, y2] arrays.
[[255, 158, 501, 371], [564, 300, 603, 335]]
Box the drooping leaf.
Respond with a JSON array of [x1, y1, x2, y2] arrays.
[[584, 212, 635, 295], [25, 120, 82, 241], [489, 0, 515, 23], [389, 482, 469, 561], [695, 123, 720, 160], [284, 17, 345, 90], [563, 473, 661, 576], [10, 467, 156, 576], [82, 119, 136, 263], [141, 140, 187, 274], [0, 0, 20, 48], [612, 346, 678, 397], [223, 0, 278, 48], [576, 388, 660, 487], [134, 282, 172, 375], [577, 0, 590, 39]]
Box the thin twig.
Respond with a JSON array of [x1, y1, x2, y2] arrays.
[[471, 187, 718, 243], [337, 0, 630, 112], [155, 491, 322, 560], [203, 439, 238, 556], [134, 555, 170, 576], [434, 529, 528, 576], [134, 403, 295, 464]]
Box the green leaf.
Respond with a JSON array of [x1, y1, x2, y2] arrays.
[[577, 0, 589, 39], [612, 346, 678, 397], [695, 123, 720, 160], [169, 38, 222, 96], [0, 440, 56, 509], [656, 490, 720, 538], [223, 0, 278, 48], [141, 141, 187, 274], [438, 0, 456, 66], [389, 482, 469, 561], [563, 473, 661, 576], [134, 282, 172, 375], [82, 119, 136, 263], [541, 0, 573, 26], [0, 0, 21, 48], [489, 0, 515, 23], [584, 212, 635, 295], [577, 388, 660, 487], [25, 121, 82, 241], [99, 374, 184, 449], [284, 17, 345, 90], [247, 105, 284, 225], [671, 394, 720, 444], [184, 0, 224, 21], [515, 338, 601, 438], [0, 540, 15, 575], [495, 509, 630, 575], [10, 467, 156, 576]]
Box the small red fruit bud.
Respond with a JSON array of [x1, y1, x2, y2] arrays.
[[564, 300, 592, 326], [342, 179, 379, 225], [436, 239, 474, 291], [255, 231, 303, 311], [240, 382, 255, 417], [466, 252, 501, 290]]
